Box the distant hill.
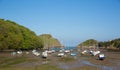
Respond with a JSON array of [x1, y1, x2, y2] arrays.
[[39, 34, 62, 49], [77, 38, 120, 50], [99, 38, 120, 50], [0, 19, 42, 50], [77, 39, 98, 49]]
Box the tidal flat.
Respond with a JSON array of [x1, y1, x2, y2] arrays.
[[0, 50, 120, 70]]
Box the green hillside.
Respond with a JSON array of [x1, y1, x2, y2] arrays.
[[99, 38, 120, 50], [0, 19, 43, 50], [78, 39, 98, 48], [78, 38, 120, 50], [39, 34, 62, 49]]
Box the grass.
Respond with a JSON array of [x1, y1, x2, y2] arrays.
[[35, 64, 61, 70], [0, 67, 34, 70], [58, 57, 75, 62], [0, 56, 27, 67], [0, 64, 61, 70], [70, 65, 101, 70], [0, 54, 60, 70], [0, 56, 39, 67]]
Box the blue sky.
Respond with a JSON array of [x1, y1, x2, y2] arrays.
[[0, 0, 120, 46]]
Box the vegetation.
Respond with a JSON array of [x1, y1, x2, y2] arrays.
[[0, 64, 61, 70], [39, 34, 61, 49], [99, 38, 120, 50], [0, 55, 60, 70], [78, 38, 120, 50], [80, 39, 98, 46], [0, 19, 43, 50], [78, 39, 98, 48], [0, 56, 28, 67], [1, 18, 120, 51], [35, 64, 61, 70], [58, 57, 75, 62], [0, 19, 62, 50]]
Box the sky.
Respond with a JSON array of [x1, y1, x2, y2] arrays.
[[0, 0, 120, 46]]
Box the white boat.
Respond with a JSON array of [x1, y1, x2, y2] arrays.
[[58, 53, 64, 57], [17, 51, 22, 54], [98, 54, 105, 60], [70, 52, 76, 56], [42, 51, 48, 58], [33, 52, 40, 56], [32, 49, 40, 56], [90, 50, 100, 56], [64, 50, 70, 53]]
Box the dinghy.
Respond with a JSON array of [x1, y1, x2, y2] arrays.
[[58, 53, 64, 57], [70, 52, 76, 56], [98, 54, 105, 60], [42, 51, 48, 58]]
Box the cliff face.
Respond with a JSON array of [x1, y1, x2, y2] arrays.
[[39, 34, 62, 49]]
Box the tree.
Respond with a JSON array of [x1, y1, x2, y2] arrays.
[[80, 39, 98, 46], [39, 34, 61, 49], [0, 19, 43, 50]]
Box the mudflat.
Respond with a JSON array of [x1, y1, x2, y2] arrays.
[[0, 50, 120, 70]]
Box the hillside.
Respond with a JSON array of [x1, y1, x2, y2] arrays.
[[39, 34, 62, 49], [77, 38, 120, 50], [0, 19, 42, 50], [77, 39, 98, 49], [99, 38, 120, 50]]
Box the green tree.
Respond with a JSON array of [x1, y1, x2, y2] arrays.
[[80, 39, 98, 46], [0, 19, 43, 50], [39, 34, 61, 49]]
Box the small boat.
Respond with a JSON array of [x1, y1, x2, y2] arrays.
[[32, 49, 40, 56], [91, 50, 100, 56], [70, 52, 76, 56], [17, 50, 22, 54], [42, 51, 48, 58], [58, 53, 64, 57], [33, 52, 40, 56], [98, 54, 105, 60], [64, 50, 70, 53], [82, 50, 89, 54]]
